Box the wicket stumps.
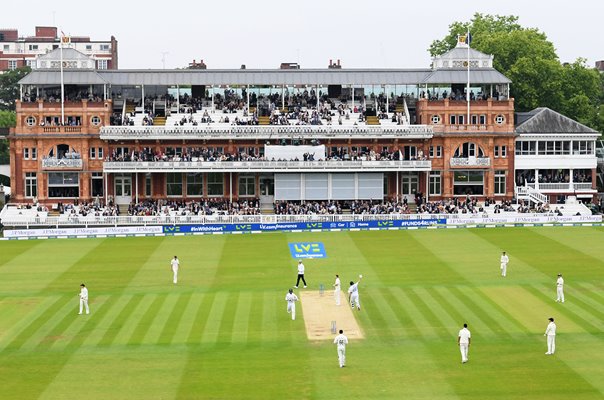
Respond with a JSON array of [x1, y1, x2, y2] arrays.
[[319, 283, 325, 296], [331, 320, 337, 334]]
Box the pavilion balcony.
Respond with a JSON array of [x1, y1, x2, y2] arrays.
[[525, 182, 595, 192], [102, 159, 432, 173], [99, 124, 434, 141]]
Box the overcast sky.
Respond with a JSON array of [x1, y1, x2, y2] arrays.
[[3, 0, 602, 70]]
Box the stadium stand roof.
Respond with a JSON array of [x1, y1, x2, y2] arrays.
[[515, 108, 599, 134]]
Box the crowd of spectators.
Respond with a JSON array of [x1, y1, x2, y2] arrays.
[[127, 199, 260, 216], [105, 147, 412, 163]]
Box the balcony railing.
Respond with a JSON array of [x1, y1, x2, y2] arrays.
[[42, 158, 83, 169], [526, 183, 594, 191], [103, 160, 432, 173], [449, 157, 491, 167], [100, 124, 434, 140]]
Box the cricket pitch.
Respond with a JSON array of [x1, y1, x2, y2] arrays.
[[300, 291, 364, 340]]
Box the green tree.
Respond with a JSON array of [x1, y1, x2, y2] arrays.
[[429, 13, 603, 133], [0, 66, 31, 111], [0, 110, 16, 128]]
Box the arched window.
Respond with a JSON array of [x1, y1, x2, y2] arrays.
[[454, 142, 485, 158]]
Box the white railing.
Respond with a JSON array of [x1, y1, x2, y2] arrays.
[[449, 157, 491, 167], [516, 186, 548, 204], [526, 183, 594, 191], [100, 124, 434, 140], [103, 160, 432, 172], [41, 158, 83, 169]]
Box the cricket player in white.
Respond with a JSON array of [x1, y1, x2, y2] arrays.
[[285, 289, 299, 320], [544, 317, 556, 354], [348, 275, 362, 310], [458, 323, 471, 363], [556, 274, 565, 303], [333, 274, 341, 306], [333, 329, 348, 368], [78, 283, 89, 315], [171, 256, 180, 284], [295, 260, 307, 288], [500, 251, 509, 277]]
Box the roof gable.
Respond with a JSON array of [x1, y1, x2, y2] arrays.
[[515, 108, 598, 134]]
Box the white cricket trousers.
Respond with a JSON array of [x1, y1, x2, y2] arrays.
[[350, 294, 360, 309], [334, 288, 341, 305], [287, 302, 296, 320], [79, 298, 89, 314], [501, 263, 507, 277], [547, 335, 556, 354], [556, 287, 564, 302], [459, 343, 469, 362], [172, 267, 178, 284], [337, 346, 346, 367]]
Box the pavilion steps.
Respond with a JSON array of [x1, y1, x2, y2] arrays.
[[258, 116, 271, 125], [153, 117, 167, 126], [366, 116, 380, 125]]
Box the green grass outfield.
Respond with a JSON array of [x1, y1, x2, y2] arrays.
[[1, 226, 604, 400]]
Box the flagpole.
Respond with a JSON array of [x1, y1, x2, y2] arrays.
[[466, 30, 470, 126], [60, 32, 65, 125]]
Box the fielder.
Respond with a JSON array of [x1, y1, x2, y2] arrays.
[[500, 251, 509, 277], [544, 317, 556, 355], [333, 274, 341, 306], [78, 283, 89, 315], [348, 275, 362, 310], [333, 329, 349, 368], [556, 274, 565, 303], [285, 288, 299, 320], [171, 255, 180, 284], [457, 323, 471, 363]]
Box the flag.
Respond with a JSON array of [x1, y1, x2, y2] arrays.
[[60, 30, 70, 45], [466, 31, 472, 46]]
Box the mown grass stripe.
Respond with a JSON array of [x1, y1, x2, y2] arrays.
[[351, 290, 391, 342], [82, 294, 134, 347], [246, 291, 264, 343], [216, 292, 239, 343], [171, 293, 204, 345], [0, 296, 60, 351], [412, 288, 458, 337], [231, 292, 252, 343], [465, 287, 528, 335], [380, 288, 415, 336], [49, 295, 111, 351], [201, 292, 229, 345], [542, 283, 604, 321], [125, 296, 166, 346], [261, 291, 278, 345], [448, 286, 513, 339], [531, 283, 604, 332], [111, 294, 157, 346], [574, 282, 604, 302], [5, 296, 72, 351], [405, 288, 450, 340], [366, 289, 408, 339], [186, 293, 214, 345], [142, 294, 180, 345], [21, 298, 80, 351], [157, 293, 193, 345], [388, 287, 439, 339], [433, 286, 496, 337], [97, 295, 145, 346]]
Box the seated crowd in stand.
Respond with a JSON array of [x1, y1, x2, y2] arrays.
[[105, 147, 415, 163], [127, 199, 260, 216]]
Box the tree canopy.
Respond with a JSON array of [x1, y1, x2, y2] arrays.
[[0, 66, 31, 111], [429, 13, 603, 133]]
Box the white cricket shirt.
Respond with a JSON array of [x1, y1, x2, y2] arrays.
[[297, 263, 305, 274], [557, 277, 564, 287], [334, 333, 348, 347], [80, 287, 88, 300], [545, 322, 556, 336], [285, 293, 298, 303], [458, 327, 471, 344], [171, 258, 180, 270]]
